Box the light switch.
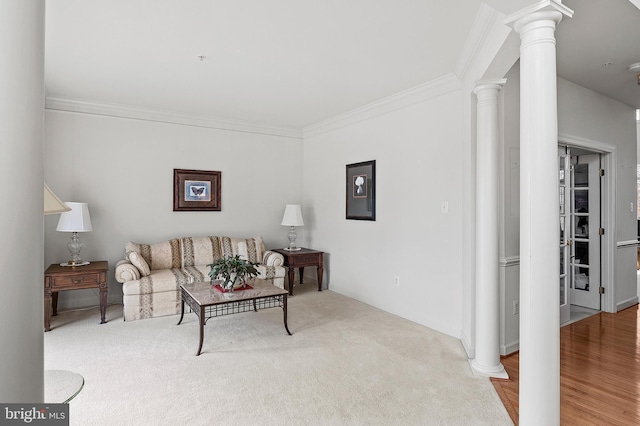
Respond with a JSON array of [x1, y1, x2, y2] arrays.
[[441, 201, 449, 213]]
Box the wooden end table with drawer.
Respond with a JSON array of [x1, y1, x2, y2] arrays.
[[44, 261, 108, 332], [272, 248, 324, 296]]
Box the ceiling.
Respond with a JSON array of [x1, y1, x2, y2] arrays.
[[44, 0, 640, 131]]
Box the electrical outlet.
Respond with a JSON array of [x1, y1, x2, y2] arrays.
[[513, 300, 519, 315], [394, 276, 400, 287]]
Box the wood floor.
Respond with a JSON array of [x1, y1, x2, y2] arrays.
[[491, 304, 640, 425]]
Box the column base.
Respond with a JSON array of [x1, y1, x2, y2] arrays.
[[469, 358, 509, 379]]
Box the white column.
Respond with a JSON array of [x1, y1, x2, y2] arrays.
[[505, 2, 573, 425], [0, 0, 46, 402], [471, 80, 508, 379]]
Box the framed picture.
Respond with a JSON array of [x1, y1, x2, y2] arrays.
[[346, 160, 376, 220], [173, 169, 221, 211]]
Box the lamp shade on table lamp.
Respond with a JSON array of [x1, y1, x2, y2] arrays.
[[56, 202, 93, 266], [281, 204, 304, 251]]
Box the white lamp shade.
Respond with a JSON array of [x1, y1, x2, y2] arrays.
[[281, 204, 304, 227], [44, 184, 71, 215], [56, 202, 93, 232]]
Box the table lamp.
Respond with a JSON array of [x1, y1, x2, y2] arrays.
[[56, 202, 93, 266], [281, 204, 304, 251]]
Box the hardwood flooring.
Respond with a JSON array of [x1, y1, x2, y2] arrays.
[[491, 304, 640, 425]]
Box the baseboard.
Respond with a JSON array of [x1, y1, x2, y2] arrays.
[[617, 296, 639, 312], [500, 341, 519, 356], [461, 330, 474, 359]]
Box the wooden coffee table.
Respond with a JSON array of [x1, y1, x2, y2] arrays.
[[177, 278, 291, 355]]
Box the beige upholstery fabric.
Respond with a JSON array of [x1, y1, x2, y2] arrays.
[[117, 235, 285, 321], [220, 236, 264, 263], [125, 239, 181, 270], [129, 251, 151, 276], [263, 250, 284, 267], [181, 236, 222, 267], [115, 260, 140, 282]]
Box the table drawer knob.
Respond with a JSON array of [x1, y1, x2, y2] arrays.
[[71, 277, 85, 284]]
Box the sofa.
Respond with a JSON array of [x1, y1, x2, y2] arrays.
[[114, 235, 285, 321]]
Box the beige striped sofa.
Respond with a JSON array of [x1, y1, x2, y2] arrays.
[[114, 236, 285, 321]]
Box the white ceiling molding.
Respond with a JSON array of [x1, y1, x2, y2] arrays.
[[455, 3, 512, 86], [455, 3, 503, 83], [303, 74, 461, 139], [45, 96, 303, 140]]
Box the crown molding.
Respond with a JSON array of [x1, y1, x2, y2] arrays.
[[45, 96, 303, 139], [455, 3, 514, 88], [303, 73, 461, 138], [455, 3, 503, 83]]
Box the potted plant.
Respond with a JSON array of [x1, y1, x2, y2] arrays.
[[207, 255, 259, 291]]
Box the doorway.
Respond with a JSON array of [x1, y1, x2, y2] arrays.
[[559, 145, 606, 325]]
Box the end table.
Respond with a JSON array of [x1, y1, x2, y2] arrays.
[[271, 248, 324, 296], [44, 261, 109, 332]]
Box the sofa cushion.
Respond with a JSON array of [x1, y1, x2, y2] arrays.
[[181, 265, 207, 283], [181, 236, 223, 267], [126, 239, 181, 270], [220, 236, 264, 263], [129, 251, 151, 276], [122, 268, 192, 296]]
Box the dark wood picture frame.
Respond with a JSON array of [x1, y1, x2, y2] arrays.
[[173, 169, 221, 211], [346, 160, 376, 220]]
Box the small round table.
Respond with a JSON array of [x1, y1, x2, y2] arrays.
[[45, 370, 84, 403]]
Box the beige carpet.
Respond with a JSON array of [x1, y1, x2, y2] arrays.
[[44, 283, 512, 425]]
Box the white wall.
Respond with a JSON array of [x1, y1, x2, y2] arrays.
[[44, 110, 303, 309], [499, 66, 638, 354], [500, 62, 521, 354], [557, 78, 638, 310], [0, 0, 45, 403], [302, 89, 464, 338]]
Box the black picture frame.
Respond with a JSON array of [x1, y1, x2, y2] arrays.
[[173, 169, 221, 211], [346, 160, 376, 220]]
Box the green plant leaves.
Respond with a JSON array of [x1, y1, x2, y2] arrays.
[[207, 255, 259, 289]]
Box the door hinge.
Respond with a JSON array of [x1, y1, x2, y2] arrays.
[[599, 169, 605, 177], [599, 286, 605, 295], [599, 228, 605, 236]]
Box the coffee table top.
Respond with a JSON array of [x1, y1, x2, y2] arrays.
[[180, 278, 287, 306]]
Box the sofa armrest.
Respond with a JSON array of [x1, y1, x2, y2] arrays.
[[115, 260, 141, 283], [262, 250, 284, 267]]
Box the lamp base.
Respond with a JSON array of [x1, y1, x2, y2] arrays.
[[59, 261, 90, 267], [282, 247, 302, 251]]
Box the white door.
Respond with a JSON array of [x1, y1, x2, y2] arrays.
[[559, 147, 571, 324], [569, 154, 601, 309]]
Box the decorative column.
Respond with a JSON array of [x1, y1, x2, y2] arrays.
[[0, 0, 46, 402], [471, 79, 508, 379], [505, 2, 573, 425]]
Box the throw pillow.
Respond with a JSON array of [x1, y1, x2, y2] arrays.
[[129, 251, 151, 276]]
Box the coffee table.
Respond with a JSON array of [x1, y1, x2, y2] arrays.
[[177, 278, 291, 355]]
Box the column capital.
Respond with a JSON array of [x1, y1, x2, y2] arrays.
[[504, 0, 573, 34], [473, 79, 507, 95]]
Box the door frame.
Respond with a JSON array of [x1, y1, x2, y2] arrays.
[[559, 134, 616, 313]]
